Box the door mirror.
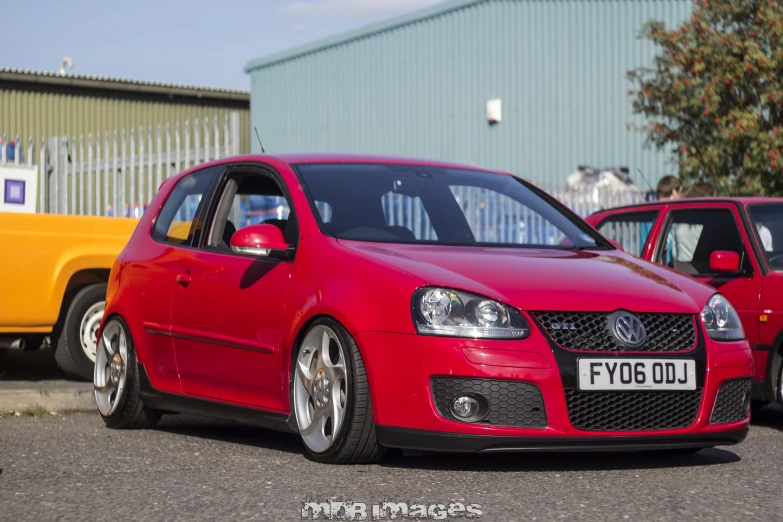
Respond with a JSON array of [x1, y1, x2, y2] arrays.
[[230, 224, 289, 257], [709, 250, 741, 273]]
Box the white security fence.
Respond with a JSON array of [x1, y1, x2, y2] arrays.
[[3, 118, 649, 248], [0, 112, 241, 217], [382, 183, 649, 247]]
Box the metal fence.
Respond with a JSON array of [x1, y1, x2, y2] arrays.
[[381, 183, 648, 247], [3, 119, 648, 248], [1, 112, 241, 217]]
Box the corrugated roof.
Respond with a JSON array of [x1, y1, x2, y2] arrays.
[[245, 0, 485, 72], [1, 67, 249, 101]]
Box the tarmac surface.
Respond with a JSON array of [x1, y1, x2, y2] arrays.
[[1, 406, 782, 521], [1, 348, 782, 521]]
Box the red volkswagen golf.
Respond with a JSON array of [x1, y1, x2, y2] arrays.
[[95, 154, 752, 463]]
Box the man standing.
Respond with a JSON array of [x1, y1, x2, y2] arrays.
[[673, 181, 716, 263], [639, 175, 682, 262]]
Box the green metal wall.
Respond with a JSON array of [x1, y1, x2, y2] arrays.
[[0, 86, 251, 155], [246, 0, 693, 187]]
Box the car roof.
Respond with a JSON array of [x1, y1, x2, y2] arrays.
[[224, 153, 509, 175], [593, 196, 783, 215]]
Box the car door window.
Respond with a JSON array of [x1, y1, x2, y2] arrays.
[[596, 210, 659, 257], [204, 169, 297, 250], [655, 208, 749, 276], [152, 167, 219, 246]]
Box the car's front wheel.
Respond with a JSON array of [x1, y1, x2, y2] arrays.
[[292, 318, 386, 464]]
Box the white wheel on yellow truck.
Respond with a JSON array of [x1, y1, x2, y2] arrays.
[[54, 283, 107, 381]]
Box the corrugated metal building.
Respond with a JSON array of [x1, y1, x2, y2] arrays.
[[245, 0, 692, 188], [0, 68, 252, 155]]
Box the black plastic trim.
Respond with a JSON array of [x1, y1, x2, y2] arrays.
[[137, 363, 297, 433], [375, 426, 748, 453]]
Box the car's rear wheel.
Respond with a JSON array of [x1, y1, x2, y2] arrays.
[[94, 316, 160, 429], [292, 318, 386, 464], [777, 355, 783, 406], [54, 283, 106, 381]]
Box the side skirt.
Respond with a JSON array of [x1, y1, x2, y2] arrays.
[[137, 363, 298, 434]]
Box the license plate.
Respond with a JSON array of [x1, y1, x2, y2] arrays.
[[577, 358, 696, 391]]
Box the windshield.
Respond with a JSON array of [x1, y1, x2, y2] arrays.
[[294, 163, 607, 249], [747, 203, 783, 270]]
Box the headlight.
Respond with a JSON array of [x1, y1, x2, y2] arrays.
[[700, 294, 745, 341], [412, 287, 530, 339]]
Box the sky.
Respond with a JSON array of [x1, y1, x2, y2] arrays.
[[1, 0, 444, 91]]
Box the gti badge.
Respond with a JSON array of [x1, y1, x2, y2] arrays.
[[551, 322, 576, 330], [612, 312, 646, 346]]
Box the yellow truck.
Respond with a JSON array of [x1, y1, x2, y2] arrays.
[[0, 212, 139, 380]]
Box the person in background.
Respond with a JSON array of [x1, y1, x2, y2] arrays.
[[757, 221, 774, 251], [683, 181, 716, 198], [639, 175, 682, 262], [673, 181, 717, 263], [657, 175, 683, 200]]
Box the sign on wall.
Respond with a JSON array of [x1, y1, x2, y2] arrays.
[[0, 165, 38, 213]]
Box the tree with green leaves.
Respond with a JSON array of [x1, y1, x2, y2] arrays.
[[628, 0, 783, 195]]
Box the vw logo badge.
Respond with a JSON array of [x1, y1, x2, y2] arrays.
[[612, 312, 646, 346]]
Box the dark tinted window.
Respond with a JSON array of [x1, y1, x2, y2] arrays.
[[296, 163, 606, 249], [655, 208, 748, 276], [596, 210, 659, 257], [152, 167, 218, 246], [204, 171, 295, 250], [747, 203, 783, 270]]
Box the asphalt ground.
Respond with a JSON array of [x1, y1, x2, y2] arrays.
[[1, 405, 782, 522], [2, 348, 783, 521]]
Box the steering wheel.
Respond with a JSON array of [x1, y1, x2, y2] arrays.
[[766, 252, 783, 266]]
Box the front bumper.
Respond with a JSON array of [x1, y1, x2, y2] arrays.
[[376, 426, 749, 453], [356, 326, 753, 450]]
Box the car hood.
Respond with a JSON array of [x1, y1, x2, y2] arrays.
[[338, 241, 714, 314]]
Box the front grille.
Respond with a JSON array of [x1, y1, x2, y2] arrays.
[[710, 379, 751, 424], [431, 377, 546, 428], [565, 389, 702, 431], [533, 311, 696, 352]]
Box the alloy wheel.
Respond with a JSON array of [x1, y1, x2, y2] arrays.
[[293, 325, 349, 453], [80, 301, 105, 363], [94, 319, 129, 417]]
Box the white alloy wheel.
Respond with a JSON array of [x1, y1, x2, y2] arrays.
[[94, 319, 129, 417], [79, 301, 105, 362], [293, 325, 349, 453]]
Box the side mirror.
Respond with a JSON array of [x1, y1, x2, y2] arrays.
[[230, 224, 289, 257], [607, 238, 624, 251], [709, 250, 741, 273]]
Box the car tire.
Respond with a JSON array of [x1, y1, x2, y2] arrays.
[[94, 316, 161, 429], [291, 317, 386, 464], [54, 283, 107, 381]]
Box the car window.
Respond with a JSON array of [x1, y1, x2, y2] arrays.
[[654, 208, 748, 276], [747, 203, 783, 270], [448, 185, 568, 245], [596, 210, 659, 257], [294, 163, 607, 249], [204, 170, 297, 250], [152, 167, 218, 246], [382, 192, 437, 240]]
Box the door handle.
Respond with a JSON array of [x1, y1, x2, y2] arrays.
[[176, 272, 192, 287]]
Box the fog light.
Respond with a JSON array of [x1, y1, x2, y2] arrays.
[[451, 396, 479, 419]]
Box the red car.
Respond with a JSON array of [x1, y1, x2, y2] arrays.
[[586, 197, 783, 411], [94, 154, 752, 464]]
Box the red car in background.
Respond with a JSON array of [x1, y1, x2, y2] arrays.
[[94, 154, 751, 463], [586, 197, 783, 410]]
